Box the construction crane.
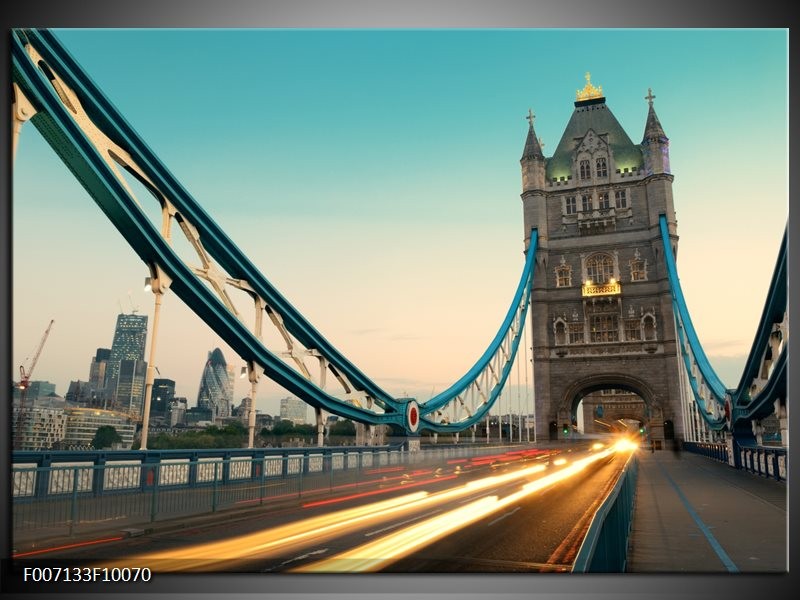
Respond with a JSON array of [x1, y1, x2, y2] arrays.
[[14, 319, 55, 450]]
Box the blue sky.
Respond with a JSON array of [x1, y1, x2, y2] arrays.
[[13, 28, 787, 416]]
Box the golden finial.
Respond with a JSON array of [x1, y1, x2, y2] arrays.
[[576, 71, 603, 102]]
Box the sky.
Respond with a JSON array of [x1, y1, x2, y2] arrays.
[[12, 28, 788, 418]]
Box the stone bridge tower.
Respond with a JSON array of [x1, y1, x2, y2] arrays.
[[521, 74, 684, 444]]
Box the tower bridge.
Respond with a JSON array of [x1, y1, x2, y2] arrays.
[[8, 29, 788, 577], [10, 29, 787, 454]]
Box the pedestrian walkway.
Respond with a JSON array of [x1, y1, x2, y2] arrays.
[[627, 448, 787, 573]]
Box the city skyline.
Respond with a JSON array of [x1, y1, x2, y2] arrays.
[[12, 28, 787, 418]]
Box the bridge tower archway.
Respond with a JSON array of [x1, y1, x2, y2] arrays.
[[559, 374, 662, 441]]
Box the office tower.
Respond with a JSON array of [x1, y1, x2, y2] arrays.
[[152, 378, 176, 420], [196, 348, 233, 420], [104, 313, 148, 416], [279, 396, 308, 425]]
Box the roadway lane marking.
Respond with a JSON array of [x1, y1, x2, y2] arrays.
[[459, 487, 501, 504], [364, 509, 443, 537], [657, 461, 739, 573], [275, 548, 329, 568], [487, 506, 520, 527]]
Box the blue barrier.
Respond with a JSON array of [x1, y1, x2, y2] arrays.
[[572, 452, 638, 572], [11, 443, 525, 542], [683, 441, 787, 482]]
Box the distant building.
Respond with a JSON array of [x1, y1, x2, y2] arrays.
[[152, 378, 176, 421], [104, 313, 148, 417], [12, 405, 66, 450], [169, 397, 188, 427], [185, 405, 213, 426], [24, 381, 56, 403], [233, 396, 253, 424], [279, 396, 307, 425], [62, 407, 136, 449], [196, 348, 233, 420], [114, 359, 147, 418], [88, 348, 111, 406], [65, 380, 92, 405]]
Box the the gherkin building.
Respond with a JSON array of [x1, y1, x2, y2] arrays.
[[196, 348, 233, 419]]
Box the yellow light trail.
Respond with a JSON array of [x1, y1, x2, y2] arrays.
[[294, 444, 635, 572], [95, 446, 634, 572]]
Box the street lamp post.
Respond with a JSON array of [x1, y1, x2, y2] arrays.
[[140, 268, 170, 451]]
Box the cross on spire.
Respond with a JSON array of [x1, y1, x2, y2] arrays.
[[645, 87, 656, 107], [526, 108, 535, 127]]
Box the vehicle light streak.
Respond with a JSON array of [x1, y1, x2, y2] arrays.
[[301, 474, 457, 508], [94, 446, 632, 572], [294, 447, 625, 572], [13, 536, 125, 558]]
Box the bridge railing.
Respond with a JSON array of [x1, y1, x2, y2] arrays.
[[11, 443, 522, 544], [683, 441, 787, 482], [571, 452, 638, 573]]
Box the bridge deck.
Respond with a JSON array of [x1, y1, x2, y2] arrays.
[[627, 448, 787, 573]]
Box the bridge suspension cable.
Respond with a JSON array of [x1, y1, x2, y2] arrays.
[[659, 215, 787, 434], [12, 28, 538, 435]]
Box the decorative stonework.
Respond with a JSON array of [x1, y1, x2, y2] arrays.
[[576, 72, 603, 102]]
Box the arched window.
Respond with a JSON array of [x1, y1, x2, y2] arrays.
[[629, 248, 648, 281], [596, 156, 608, 177], [643, 314, 657, 341], [585, 253, 614, 284], [581, 194, 592, 212], [579, 160, 591, 179], [554, 319, 567, 346], [555, 258, 572, 287]]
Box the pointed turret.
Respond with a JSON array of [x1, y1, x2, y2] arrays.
[[521, 108, 546, 191], [641, 88, 670, 175], [522, 110, 545, 160]]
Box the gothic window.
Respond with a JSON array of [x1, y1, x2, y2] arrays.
[[555, 263, 572, 287], [596, 156, 608, 177], [630, 260, 647, 281], [625, 319, 642, 341], [585, 253, 614, 284], [568, 323, 584, 344], [615, 189, 628, 208], [590, 314, 619, 343], [629, 249, 648, 281], [643, 314, 657, 341], [565, 196, 577, 215], [579, 160, 591, 179], [581, 194, 592, 212], [598, 191, 610, 210], [554, 319, 567, 346]]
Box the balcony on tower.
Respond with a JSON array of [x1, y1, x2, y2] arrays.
[[577, 207, 617, 234], [582, 278, 621, 297]]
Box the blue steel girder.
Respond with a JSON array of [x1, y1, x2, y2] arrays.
[[728, 227, 787, 425], [12, 29, 537, 435], [659, 215, 788, 433], [659, 216, 726, 430]]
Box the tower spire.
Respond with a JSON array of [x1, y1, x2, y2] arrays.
[[642, 87, 667, 142], [521, 107, 545, 160]]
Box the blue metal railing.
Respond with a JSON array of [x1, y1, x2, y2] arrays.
[[11, 444, 523, 543], [683, 441, 787, 482], [572, 452, 638, 572]]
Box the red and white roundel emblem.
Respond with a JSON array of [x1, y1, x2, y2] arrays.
[[406, 400, 420, 433]]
